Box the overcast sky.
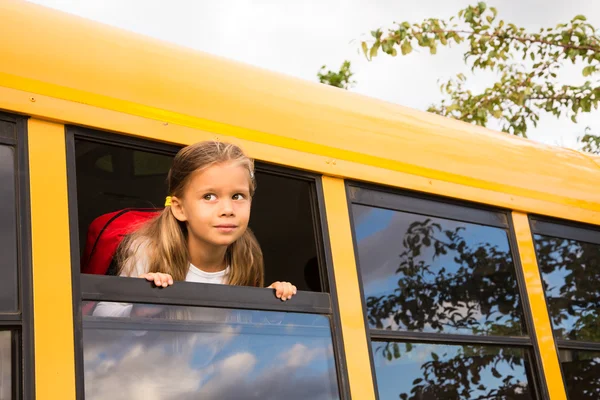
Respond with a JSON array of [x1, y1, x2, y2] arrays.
[[25, 0, 600, 150]]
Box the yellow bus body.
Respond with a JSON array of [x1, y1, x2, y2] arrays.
[[2, 1, 598, 399]]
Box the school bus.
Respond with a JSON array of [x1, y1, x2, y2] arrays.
[[1, 1, 599, 399]]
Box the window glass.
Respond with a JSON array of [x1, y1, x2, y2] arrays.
[[0, 145, 18, 312], [534, 234, 600, 341], [83, 302, 340, 399], [133, 150, 172, 176], [372, 341, 534, 400], [0, 331, 10, 400], [559, 349, 600, 399], [352, 204, 525, 335]]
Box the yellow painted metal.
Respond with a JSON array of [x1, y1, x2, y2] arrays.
[[0, 0, 600, 225], [28, 119, 76, 400], [322, 176, 376, 400], [512, 212, 566, 400]]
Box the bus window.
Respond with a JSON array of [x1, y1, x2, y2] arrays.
[[73, 131, 327, 292], [348, 185, 537, 399], [0, 331, 10, 399], [0, 114, 33, 399], [82, 302, 340, 399], [531, 219, 600, 398], [372, 342, 533, 399], [0, 145, 18, 312], [558, 350, 600, 399]]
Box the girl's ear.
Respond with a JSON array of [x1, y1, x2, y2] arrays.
[[170, 196, 188, 222]]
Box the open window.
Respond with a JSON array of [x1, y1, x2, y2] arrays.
[[72, 129, 327, 292], [67, 127, 348, 399]]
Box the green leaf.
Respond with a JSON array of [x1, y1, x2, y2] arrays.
[[361, 42, 368, 58], [391, 48, 398, 57], [486, 16, 493, 24], [583, 65, 596, 77], [573, 15, 587, 21], [401, 40, 413, 55], [492, 110, 502, 118], [571, 115, 578, 123], [370, 43, 380, 59], [431, 352, 439, 361], [430, 44, 437, 55]]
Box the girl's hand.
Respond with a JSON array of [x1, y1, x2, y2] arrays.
[[268, 281, 297, 301], [139, 272, 174, 288]]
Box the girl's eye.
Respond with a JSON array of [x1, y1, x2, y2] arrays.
[[232, 193, 246, 200], [203, 194, 217, 201]]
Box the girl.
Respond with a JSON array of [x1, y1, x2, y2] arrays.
[[93, 141, 296, 317]]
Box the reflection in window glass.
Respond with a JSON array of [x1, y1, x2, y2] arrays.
[[534, 234, 600, 341], [83, 302, 340, 400], [559, 349, 600, 399], [133, 150, 172, 176], [372, 341, 534, 400], [351, 204, 525, 336], [0, 331, 10, 400], [0, 145, 18, 312]]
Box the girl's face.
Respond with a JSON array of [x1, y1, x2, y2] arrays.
[[171, 161, 252, 249]]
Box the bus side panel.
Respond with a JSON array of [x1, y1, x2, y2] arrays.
[[322, 176, 376, 400], [28, 119, 76, 400], [512, 212, 566, 400]]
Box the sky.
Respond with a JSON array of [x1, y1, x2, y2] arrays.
[[24, 0, 600, 151]]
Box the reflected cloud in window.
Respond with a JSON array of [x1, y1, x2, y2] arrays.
[[83, 303, 340, 400]]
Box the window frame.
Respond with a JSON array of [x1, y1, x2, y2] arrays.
[[65, 126, 351, 400], [0, 111, 35, 400], [347, 181, 547, 400], [529, 216, 600, 354]]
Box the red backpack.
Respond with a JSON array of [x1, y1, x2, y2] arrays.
[[81, 208, 161, 276]]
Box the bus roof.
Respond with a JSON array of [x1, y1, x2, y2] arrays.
[[1, 0, 599, 223]]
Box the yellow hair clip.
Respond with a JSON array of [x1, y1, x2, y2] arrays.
[[164, 196, 172, 207]]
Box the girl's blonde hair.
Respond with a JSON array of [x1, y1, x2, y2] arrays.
[[117, 141, 264, 287]]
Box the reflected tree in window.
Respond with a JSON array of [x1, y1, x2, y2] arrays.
[[361, 217, 533, 399], [534, 235, 600, 342], [372, 342, 532, 400], [366, 218, 524, 337], [561, 350, 600, 399]]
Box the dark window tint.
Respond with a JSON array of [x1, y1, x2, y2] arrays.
[[133, 150, 172, 176], [83, 302, 340, 399], [372, 341, 534, 400], [533, 234, 600, 341], [0, 331, 10, 399], [0, 145, 18, 312], [559, 349, 600, 399], [75, 138, 325, 292], [352, 204, 525, 335]]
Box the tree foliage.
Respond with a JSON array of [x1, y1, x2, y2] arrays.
[[358, 2, 600, 151], [317, 60, 356, 90]]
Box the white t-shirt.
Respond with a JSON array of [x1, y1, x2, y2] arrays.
[[92, 263, 230, 318]]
